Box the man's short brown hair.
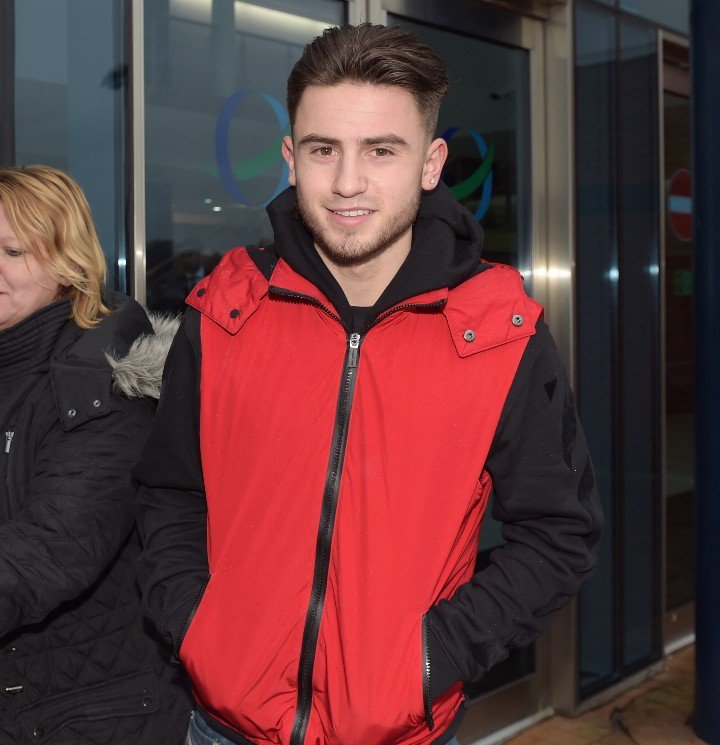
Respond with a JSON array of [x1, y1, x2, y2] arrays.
[[287, 23, 449, 139]]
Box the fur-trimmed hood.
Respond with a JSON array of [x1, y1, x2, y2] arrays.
[[106, 313, 180, 400]]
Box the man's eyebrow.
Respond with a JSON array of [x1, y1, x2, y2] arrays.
[[296, 133, 411, 148], [297, 134, 342, 148], [360, 134, 410, 148]]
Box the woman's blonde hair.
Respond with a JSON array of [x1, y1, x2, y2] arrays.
[[0, 165, 109, 328]]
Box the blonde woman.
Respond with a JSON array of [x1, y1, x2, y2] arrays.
[[0, 165, 190, 743]]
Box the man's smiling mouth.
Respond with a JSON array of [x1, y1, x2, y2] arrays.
[[330, 209, 374, 217]]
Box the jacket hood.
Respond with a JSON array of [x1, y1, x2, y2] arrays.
[[266, 182, 486, 329], [106, 313, 180, 399]]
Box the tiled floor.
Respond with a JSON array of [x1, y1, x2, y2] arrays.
[[508, 645, 707, 744]]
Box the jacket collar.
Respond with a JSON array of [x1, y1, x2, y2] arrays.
[[0, 299, 71, 384], [189, 186, 542, 351], [189, 245, 541, 357], [50, 289, 153, 431]]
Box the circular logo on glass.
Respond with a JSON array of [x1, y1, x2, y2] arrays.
[[215, 92, 290, 207], [441, 127, 494, 221]]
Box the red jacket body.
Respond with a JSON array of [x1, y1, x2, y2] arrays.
[[177, 248, 542, 744]]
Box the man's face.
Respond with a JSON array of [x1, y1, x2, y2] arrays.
[[282, 83, 447, 269]]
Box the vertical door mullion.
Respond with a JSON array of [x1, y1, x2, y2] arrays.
[[130, 0, 146, 305], [0, 1, 15, 167]]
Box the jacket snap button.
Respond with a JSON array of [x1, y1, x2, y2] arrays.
[[33, 726, 43, 738], [67, 409, 76, 418], [512, 314, 524, 327], [92, 400, 101, 408], [463, 329, 476, 342], [229, 309, 239, 318], [142, 695, 153, 708], [197, 288, 206, 297]]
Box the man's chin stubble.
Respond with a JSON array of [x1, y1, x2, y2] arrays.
[[298, 196, 421, 270]]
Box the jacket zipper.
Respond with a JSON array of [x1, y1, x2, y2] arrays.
[[269, 287, 445, 744], [421, 614, 435, 730], [290, 331, 362, 745], [4, 432, 14, 454]]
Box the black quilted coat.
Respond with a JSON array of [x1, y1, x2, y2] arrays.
[[0, 292, 191, 744]]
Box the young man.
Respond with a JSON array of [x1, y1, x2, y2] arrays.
[[135, 24, 602, 745]]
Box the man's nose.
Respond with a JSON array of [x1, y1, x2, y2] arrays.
[[332, 155, 367, 197]]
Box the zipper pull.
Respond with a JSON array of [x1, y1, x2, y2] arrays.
[[5, 432, 14, 454], [348, 333, 361, 368]]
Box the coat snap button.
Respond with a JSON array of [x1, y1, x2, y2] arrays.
[[197, 288, 206, 297], [463, 329, 476, 342], [142, 695, 153, 708], [229, 309, 239, 318], [512, 314, 524, 327], [92, 400, 101, 408], [67, 409, 76, 418], [33, 726, 43, 738]]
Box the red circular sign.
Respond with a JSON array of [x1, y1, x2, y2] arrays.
[[667, 168, 693, 242]]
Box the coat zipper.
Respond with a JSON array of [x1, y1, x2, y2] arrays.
[[4, 432, 14, 454], [269, 286, 445, 744], [290, 331, 362, 745], [421, 614, 435, 730]]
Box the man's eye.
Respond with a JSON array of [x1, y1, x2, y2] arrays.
[[374, 148, 391, 157], [318, 146, 334, 156]]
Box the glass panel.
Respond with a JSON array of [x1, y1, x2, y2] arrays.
[[620, 0, 689, 35], [575, 3, 663, 697], [617, 19, 661, 669], [574, 1, 617, 694], [388, 15, 531, 274], [14, 0, 128, 291], [663, 91, 694, 610], [144, 0, 345, 312]]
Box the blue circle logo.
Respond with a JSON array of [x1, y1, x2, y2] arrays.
[[215, 92, 290, 207], [441, 127, 494, 221]]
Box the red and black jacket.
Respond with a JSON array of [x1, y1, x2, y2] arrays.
[[135, 184, 602, 745]]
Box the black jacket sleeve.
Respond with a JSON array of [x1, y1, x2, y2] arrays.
[[0, 392, 153, 638], [425, 319, 603, 698], [134, 308, 209, 652]]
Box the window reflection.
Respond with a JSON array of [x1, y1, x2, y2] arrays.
[[144, 0, 345, 312], [14, 0, 127, 291], [391, 16, 531, 273]]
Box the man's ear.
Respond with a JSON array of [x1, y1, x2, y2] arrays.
[[282, 135, 296, 186], [422, 137, 449, 191]]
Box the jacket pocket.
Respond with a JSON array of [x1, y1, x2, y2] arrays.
[[174, 573, 211, 660], [17, 670, 159, 743], [421, 614, 435, 731]]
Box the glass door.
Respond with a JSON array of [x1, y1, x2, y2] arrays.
[[662, 38, 694, 648], [371, 2, 548, 741]]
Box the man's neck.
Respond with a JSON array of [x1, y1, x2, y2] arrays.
[[315, 235, 413, 307]]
